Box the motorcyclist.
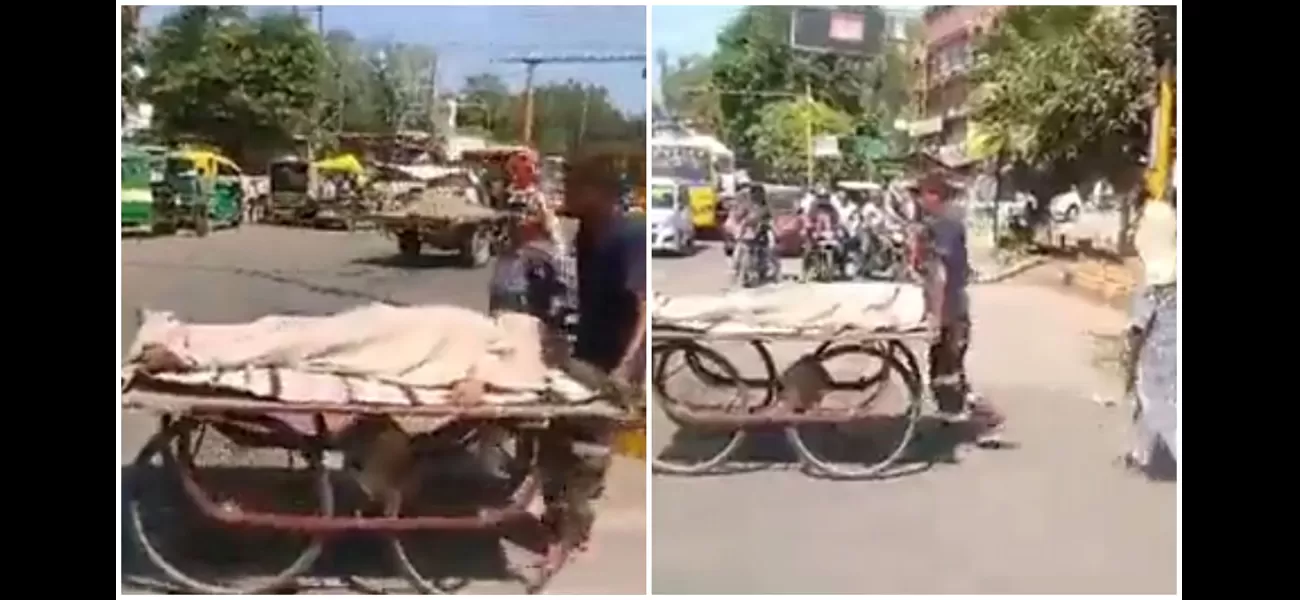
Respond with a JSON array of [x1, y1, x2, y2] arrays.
[[729, 182, 777, 281]]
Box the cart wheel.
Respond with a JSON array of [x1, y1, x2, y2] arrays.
[[387, 429, 539, 594], [460, 228, 492, 268], [785, 344, 925, 480], [683, 340, 781, 408], [126, 416, 333, 594], [650, 340, 749, 475], [399, 231, 422, 259]]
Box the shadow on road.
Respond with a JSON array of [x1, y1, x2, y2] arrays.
[[656, 416, 1001, 480], [351, 253, 468, 271], [122, 260, 406, 306], [121, 461, 543, 594]]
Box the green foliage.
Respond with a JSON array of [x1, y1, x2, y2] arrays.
[[455, 74, 641, 156], [748, 99, 852, 183], [144, 7, 327, 162], [710, 6, 904, 178], [658, 54, 721, 133], [970, 6, 1153, 181]]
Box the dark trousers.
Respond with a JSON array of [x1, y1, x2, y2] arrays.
[[536, 357, 628, 546], [928, 315, 972, 414]]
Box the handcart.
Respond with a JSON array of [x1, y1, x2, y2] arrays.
[[122, 307, 639, 595], [649, 282, 938, 479]]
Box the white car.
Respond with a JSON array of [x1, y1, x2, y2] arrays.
[[1049, 188, 1084, 222], [649, 178, 695, 255]]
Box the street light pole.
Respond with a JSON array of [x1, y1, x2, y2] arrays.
[[521, 59, 539, 146], [804, 81, 814, 188]]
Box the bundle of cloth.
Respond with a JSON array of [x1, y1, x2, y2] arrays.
[[122, 304, 597, 406], [652, 281, 928, 336]]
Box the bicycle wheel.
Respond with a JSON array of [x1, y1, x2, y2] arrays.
[[651, 340, 749, 475], [785, 343, 924, 479], [126, 416, 332, 594]]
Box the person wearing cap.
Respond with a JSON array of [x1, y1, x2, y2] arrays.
[[1121, 196, 1177, 475], [910, 171, 1006, 445]]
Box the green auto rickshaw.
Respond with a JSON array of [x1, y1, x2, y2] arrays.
[[152, 149, 244, 236]]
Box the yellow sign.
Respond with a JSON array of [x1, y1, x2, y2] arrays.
[[965, 121, 1000, 162]]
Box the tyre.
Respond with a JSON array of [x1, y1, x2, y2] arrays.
[[785, 343, 925, 479], [460, 227, 492, 268], [126, 417, 331, 593], [1064, 205, 1080, 222], [397, 231, 421, 258], [650, 340, 749, 475]]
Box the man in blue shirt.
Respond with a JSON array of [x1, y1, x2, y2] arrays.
[[911, 172, 1005, 446], [564, 164, 647, 380], [529, 159, 644, 555]]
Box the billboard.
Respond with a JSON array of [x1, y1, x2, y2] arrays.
[[789, 7, 885, 57]]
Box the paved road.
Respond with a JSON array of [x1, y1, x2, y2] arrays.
[[120, 225, 645, 595], [650, 242, 1175, 594]]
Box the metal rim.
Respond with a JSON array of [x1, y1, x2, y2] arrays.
[[126, 416, 333, 594], [387, 428, 538, 594], [784, 343, 925, 480], [650, 340, 749, 475]]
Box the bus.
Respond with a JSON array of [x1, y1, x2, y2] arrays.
[[651, 134, 735, 229]]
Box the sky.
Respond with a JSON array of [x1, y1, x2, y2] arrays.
[[649, 5, 925, 98], [142, 5, 647, 114]]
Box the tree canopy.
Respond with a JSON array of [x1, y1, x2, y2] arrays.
[[969, 6, 1154, 188], [143, 7, 327, 164], [127, 6, 642, 165], [455, 74, 642, 156], [705, 6, 908, 182]]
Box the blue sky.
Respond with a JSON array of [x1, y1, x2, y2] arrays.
[[650, 5, 925, 98], [143, 5, 647, 114]]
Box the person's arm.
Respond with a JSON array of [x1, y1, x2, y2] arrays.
[[613, 224, 647, 381]]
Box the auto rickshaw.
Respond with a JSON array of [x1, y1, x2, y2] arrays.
[[121, 146, 158, 233], [151, 149, 244, 236], [265, 155, 316, 225], [313, 153, 371, 228]]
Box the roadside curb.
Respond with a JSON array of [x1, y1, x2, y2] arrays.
[[973, 256, 1050, 285]]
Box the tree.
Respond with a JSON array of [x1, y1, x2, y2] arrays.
[[144, 7, 327, 164], [969, 6, 1153, 195], [748, 98, 853, 183], [659, 54, 721, 133], [121, 6, 146, 115], [453, 74, 642, 155], [711, 6, 892, 170]]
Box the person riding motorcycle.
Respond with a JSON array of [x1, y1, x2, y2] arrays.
[[729, 183, 778, 282]]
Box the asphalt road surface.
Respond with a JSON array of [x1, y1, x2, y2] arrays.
[[120, 225, 645, 595], [650, 242, 1175, 594]]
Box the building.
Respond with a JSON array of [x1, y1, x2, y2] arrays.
[[909, 5, 1005, 167]]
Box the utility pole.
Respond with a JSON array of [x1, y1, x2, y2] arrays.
[[804, 81, 814, 188], [496, 51, 645, 146], [578, 87, 591, 146]]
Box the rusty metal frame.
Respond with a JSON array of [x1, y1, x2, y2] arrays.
[[126, 392, 622, 593], [650, 328, 931, 478]]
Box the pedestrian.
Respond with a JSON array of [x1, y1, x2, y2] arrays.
[[909, 171, 1006, 446], [1120, 195, 1177, 476]]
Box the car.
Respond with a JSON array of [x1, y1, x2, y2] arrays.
[[649, 177, 695, 255], [1047, 189, 1080, 222]]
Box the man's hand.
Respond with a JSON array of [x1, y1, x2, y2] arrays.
[[450, 378, 487, 405]]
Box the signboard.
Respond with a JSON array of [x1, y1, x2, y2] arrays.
[[813, 135, 841, 158], [790, 7, 884, 57]]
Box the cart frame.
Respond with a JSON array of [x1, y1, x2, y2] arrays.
[[123, 379, 636, 595], [650, 324, 937, 479]]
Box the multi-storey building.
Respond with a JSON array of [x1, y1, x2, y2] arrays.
[[910, 5, 1004, 166]]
